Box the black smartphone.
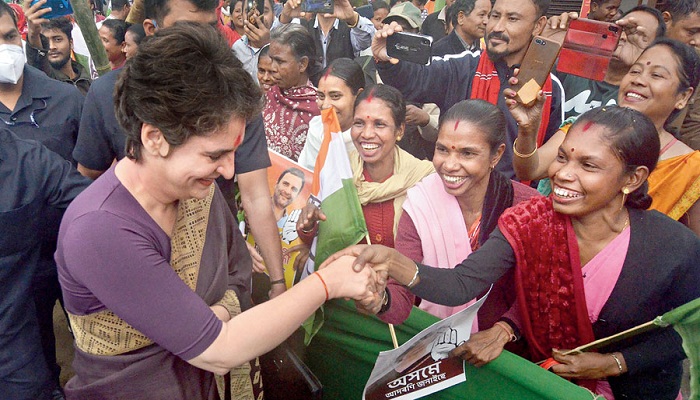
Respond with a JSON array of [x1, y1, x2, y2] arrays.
[[301, 0, 334, 15], [386, 32, 433, 65], [30, 0, 73, 19], [511, 36, 562, 106], [244, 0, 265, 24]]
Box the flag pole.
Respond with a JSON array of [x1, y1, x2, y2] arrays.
[[364, 232, 399, 349], [560, 320, 659, 356]]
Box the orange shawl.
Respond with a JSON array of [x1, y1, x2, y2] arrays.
[[648, 151, 700, 220]]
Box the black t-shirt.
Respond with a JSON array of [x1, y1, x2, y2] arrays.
[[557, 72, 619, 120]]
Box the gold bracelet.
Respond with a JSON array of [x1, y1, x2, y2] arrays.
[[611, 353, 623, 376], [347, 12, 360, 28], [513, 138, 537, 158]]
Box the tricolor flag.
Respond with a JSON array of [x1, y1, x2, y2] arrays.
[[311, 108, 368, 266], [301, 107, 368, 343]]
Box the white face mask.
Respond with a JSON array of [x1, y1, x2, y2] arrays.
[[0, 44, 25, 85]]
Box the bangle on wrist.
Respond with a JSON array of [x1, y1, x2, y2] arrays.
[[610, 353, 624, 376], [406, 263, 420, 288], [347, 12, 359, 28], [493, 321, 517, 342], [269, 278, 286, 286], [378, 288, 391, 314], [513, 137, 537, 158], [313, 272, 329, 301], [300, 222, 316, 234]]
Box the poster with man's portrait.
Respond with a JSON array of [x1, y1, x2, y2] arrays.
[[248, 149, 314, 288]]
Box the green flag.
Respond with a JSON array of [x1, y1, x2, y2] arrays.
[[656, 298, 700, 400]]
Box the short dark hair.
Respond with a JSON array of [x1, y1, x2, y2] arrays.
[[531, 0, 550, 19], [372, 0, 390, 13], [353, 84, 406, 128], [661, 0, 700, 21], [622, 6, 666, 39], [0, 1, 18, 26], [101, 19, 128, 43], [270, 24, 318, 77], [42, 16, 73, 41], [571, 106, 658, 209], [126, 23, 146, 45], [112, 0, 131, 11], [277, 167, 306, 192], [144, 0, 218, 24], [258, 43, 270, 59], [321, 58, 365, 95], [115, 21, 262, 161], [439, 100, 506, 156], [449, 0, 477, 28]]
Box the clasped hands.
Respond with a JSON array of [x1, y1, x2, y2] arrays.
[[320, 244, 416, 315]]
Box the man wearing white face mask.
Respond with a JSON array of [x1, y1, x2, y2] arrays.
[[0, 3, 85, 399], [0, 2, 83, 162]]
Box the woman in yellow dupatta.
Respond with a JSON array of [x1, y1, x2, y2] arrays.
[[298, 84, 434, 321], [510, 38, 700, 235], [294, 84, 434, 400]]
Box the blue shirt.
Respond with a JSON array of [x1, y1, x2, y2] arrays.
[[0, 129, 89, 399]]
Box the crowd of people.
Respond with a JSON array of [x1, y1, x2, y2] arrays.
[[0, 0, 698, 399]]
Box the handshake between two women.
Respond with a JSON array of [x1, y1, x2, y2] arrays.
[[319, 245, 415, 316]]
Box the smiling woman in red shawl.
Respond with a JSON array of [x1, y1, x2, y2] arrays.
[[263, 24, 320, 161], [325, 106, 700, 400]]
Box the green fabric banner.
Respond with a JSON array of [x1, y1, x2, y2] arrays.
[[305, 300, 600, 399], [657, 298, 700, 400]]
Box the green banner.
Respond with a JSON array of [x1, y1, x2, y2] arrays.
[[305, 299, 600, 399]]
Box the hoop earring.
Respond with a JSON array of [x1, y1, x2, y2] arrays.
[[619, 187, 630, 211]]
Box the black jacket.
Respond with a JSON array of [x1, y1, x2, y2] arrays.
[[377, 51, 564, 179], [421, 11, 446, 41], [432, 30, 467, 57]]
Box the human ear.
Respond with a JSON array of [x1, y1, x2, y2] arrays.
[[299, 56, 309, 74], [491, 143, 506, 167], [623, 165, 649, 194], [675, 87, 694, 110], [533, 15, 547, 35], [141, 123, 170, 158], [395, 123, 405, 142], [661, 11, 673, 26], [143, 19, 157, 36]]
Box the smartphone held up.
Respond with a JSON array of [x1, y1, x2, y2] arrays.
[[511, 36, 562, 106], [301, 0, 334, 15], [386, 32, 433, 65], [244, 0, 265, 24], [557, 18, 621, 81], [30, 0, 73, 19]]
